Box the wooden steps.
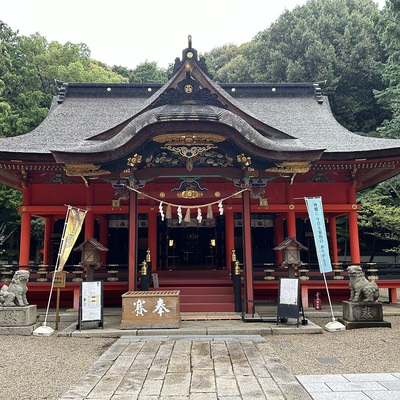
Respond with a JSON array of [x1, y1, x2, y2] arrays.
[[151, 269, 235, 312]]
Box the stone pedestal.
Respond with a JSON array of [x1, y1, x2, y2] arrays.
[[0, 305, 39, 335], [338, 301, 391, 329]]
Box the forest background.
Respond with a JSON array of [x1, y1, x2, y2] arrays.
[[0, 0, 399, 261]]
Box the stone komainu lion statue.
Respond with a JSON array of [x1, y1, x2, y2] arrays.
[[0, 270, 30, 307], [347, 265, 379, 303]]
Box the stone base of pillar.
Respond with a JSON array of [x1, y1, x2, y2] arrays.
[[0, 305, 39, 335], [338, 301, 391, 329]]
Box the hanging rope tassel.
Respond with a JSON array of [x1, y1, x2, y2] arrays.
[[159, 202, 164, 221], [218, 201, 224, 215], [184, 208, 191, 223], [207, 204, 213, 219], [177, 206, 182, 224], [166, 204, 172, 219]]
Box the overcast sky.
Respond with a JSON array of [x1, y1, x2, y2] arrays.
[[2, 0, 387, 70]]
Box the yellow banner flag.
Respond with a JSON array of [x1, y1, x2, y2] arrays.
[[57, 207, 86, 271]]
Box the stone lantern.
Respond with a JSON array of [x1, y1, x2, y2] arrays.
[[274, 237, 307, 277], [74, 238, 108, 281]]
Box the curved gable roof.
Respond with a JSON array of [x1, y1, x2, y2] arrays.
[[0, 40, 400, 166]]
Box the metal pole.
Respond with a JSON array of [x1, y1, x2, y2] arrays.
[[55, 287, 61, 331]]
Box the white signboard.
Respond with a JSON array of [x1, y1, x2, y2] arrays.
[[81, 281, 102, 321], [279, 278, 299, 306]]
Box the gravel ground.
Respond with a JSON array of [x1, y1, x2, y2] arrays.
[[0, 316, 399, 399], [0, 330, 116, 400], [266, 315, 400, 376]]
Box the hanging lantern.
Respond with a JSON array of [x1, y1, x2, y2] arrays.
[[184, 208, 191, 223], [207, 204, 213, 219]]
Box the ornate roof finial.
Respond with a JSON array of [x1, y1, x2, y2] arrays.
[[171, 35, 211, 77]]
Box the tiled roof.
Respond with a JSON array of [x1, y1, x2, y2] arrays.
[[239, 95, 400, 158], [0, 79, 399, 162]]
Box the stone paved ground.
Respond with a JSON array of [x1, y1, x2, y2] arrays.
[[60, 336, 311, 400]]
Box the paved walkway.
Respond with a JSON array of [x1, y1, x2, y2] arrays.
[[59, 334, 400, 400], [297, 373, 400, 400], [60, 335, 312, 400], [55, 307, 400, 399]]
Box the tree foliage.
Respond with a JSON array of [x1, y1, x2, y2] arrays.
[[0, 22, 129, 249], [2, 2, 400, 260], [374, 0, 400, 139], [113, 61, 169, 83], [358, 178, 400, 255], [0, 184, 21, 225], [204, 0, 387, 133], [0, 22, 127, 138], [203, 43, 254, 82]]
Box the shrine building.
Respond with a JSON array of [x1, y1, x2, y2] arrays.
[[1, 38, 400, 311]]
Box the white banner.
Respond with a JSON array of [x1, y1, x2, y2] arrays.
[[305, 197, 333, 273]]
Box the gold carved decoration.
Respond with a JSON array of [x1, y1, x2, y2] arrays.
[[127, 154, 142, 167], [177, 190, 204, 199], [265, 161, 311, 185], [237, 154, 252, 166], [168, 145, 212, 159], [153, 133, 225, 147], [64, 164, 110, 177], [265, 161, 311, 174], [153, 133, 225, 171], [184, 84, 193, 93]]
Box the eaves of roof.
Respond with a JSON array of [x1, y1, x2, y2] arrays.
[[0, 69, 400, 163]]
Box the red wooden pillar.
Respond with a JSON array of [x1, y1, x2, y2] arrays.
[[19, 185, 32, 269], [225, 207, 235, 271], [349, 211, 361, 263], [329, 216, 339, 265], [98, 215, 108, 264], [128, 191, 138, 291], [84, 212, 95, 238], [274, 215, 284, 263], [286, 185, 296, 238], [286, 209, 296, 237], [85, 186, 95, 238], [43, 217, 53, 265], [148, 208, 157, 272], [242, 190, 253, 308], [19, 211, 31, 268], [347, 183, 361, 263]]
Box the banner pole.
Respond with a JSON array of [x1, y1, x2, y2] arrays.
[[33, 205, 86, 336], [43, 206, 72, 329], [322, 271, 335, 321], [304, 196, 345, 332]]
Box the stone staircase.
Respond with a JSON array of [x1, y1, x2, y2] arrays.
[[151, 269, 236, 312]]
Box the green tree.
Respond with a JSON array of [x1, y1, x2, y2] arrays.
[[374, 0, 400, 139], [0, 22, 50, 137], [205, 0, 387, 133], [0, 184, 21, 225], [0, 22, 13, 116], [113, 61, 169, 83], [358, 178, 400, 257], [0, 23, 127, 138], [0, 22, 130, 257]]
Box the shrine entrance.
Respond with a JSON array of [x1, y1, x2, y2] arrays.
[[158, 217, 225, 270]]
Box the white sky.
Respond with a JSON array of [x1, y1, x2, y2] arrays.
[[1, 0, 387, 70]]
